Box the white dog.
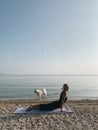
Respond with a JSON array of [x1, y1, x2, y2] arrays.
[[34, 88, 47, 99]]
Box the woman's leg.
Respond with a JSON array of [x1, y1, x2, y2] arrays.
[[26, 104, 40, 111]]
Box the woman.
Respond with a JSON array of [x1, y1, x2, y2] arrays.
[[26, 84, 69, 112]]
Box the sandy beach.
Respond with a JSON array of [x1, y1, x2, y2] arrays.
[[0, 99, 98, 130]]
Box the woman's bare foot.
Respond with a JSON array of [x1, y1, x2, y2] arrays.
[[26, 105, 33, 111]]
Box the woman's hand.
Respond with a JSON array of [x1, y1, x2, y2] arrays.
[[61, 108, 66, 112]]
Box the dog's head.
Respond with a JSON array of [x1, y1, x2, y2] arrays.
[[34, 89, 37, 93]]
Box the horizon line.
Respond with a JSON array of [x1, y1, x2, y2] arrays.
[[0, 73, 98, 76]]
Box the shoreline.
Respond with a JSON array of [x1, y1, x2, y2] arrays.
[[0, 99, 98, 130], [0, 98, 98, 102], [0, 98, 98, 103]]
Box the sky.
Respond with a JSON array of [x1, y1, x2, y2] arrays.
[[0, 0, 98, 75]]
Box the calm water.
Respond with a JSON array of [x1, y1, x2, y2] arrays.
[[0, 75, 98, 100]]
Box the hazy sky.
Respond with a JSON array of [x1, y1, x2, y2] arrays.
[[0, 0, 98, 75]]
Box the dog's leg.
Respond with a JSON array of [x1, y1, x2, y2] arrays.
[[39, 94, 42, 100]]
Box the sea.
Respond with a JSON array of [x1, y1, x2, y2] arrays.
[[0, 75, 98, 100]]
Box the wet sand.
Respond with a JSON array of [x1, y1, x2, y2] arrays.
[[0, 99, 98, 130]]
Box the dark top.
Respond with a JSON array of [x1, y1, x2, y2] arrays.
[[39, 92, 67, 111]]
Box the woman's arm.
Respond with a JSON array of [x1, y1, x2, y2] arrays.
[[60, 91, 66, 112]]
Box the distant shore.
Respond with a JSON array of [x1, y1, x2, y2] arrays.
[[0, 99, 98, 130]]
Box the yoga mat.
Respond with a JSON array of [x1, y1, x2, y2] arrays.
[[13, 106, 72, 114]]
